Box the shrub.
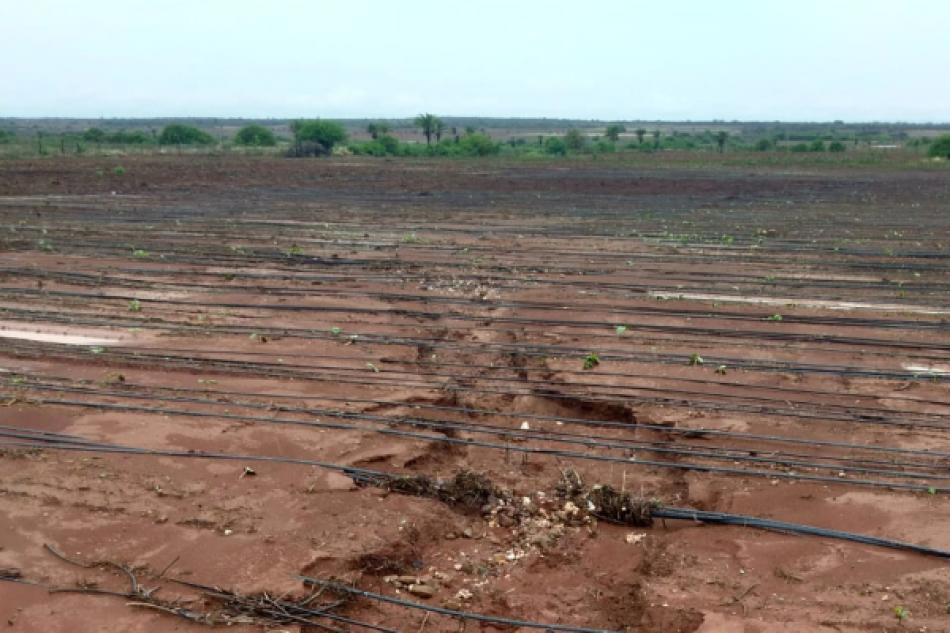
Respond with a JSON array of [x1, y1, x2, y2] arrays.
[[790, 143, 810, 153], [754, 139, 773, 151], [159, 124, 214, 145], [595, 140, 616, 153], [828, 141, 846, 153], [0, 130, 13, 144], [458, 132, 500, 156], [564, 129, 585, 151], [291, 120, 346, 150], [605, 124, 626, 141], [544, 137, 567, 156], [108, 130, 150, 144], [83, 128, 106, 143], [928, 135, 950, 159], [234, 124, 276, 147], [809, 140, 826, 152]]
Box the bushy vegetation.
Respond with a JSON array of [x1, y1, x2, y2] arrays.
[[83, 128, 151, 144], [234, 124, 276, 147], [928, 135, 950, 159], [0, 130, 13, 144], [159, 124, 215, 145], [605, 124, 625, 141], [544, 137, 567, 155], [349, 130, 499, 157], [291, 120, 346, 150]]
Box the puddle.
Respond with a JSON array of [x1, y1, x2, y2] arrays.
[[0, 329, 120, 346], [648, 291, 950, 316]]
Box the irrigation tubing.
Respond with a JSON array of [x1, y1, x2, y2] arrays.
[[1, 429, 947, 560], [2, 400, 946, 493], [299, 578, 620, 633], [651, 507, 950, 559], [9, 381, 949, 481]]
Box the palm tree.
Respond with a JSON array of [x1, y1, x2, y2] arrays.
[[414, 113, 441, 146], [635, 128, 646, 145], [435, 119, 446, 143]]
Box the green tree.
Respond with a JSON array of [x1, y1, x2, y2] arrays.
[[564, 129, 585, 151], [809, 139, 826, 152], [754, 138, 773, 151], [544, 137, 567, 155], [414, 113, 442, 146], [828, 141, 846, 153], [635, 128, 646, 145], [234, 124, 276, 147], [83, 128, 106, 143], [158, 124, 214, 145], [927, 135, 950, 159], [605, 124, 626, 142], [652, 129, 661, 148], [715, 131, 728, 154], [291, 120, 347, 150], [367, 122, 390, 139]]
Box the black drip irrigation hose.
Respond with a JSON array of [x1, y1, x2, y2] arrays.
[[20, 371, 950, 459], [1, 400, 947, 493], [298, 577, 620, 633], [1, 428, 947, 561], [5, 339, 948, 430], [650, 507, 950, 559], [10, 380, 949, 481]]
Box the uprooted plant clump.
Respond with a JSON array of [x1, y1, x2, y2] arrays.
[[383, 469, 504, 512], [556, 468, 658, 526]]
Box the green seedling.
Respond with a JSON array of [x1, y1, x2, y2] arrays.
[[688, 353, 704, 366], [113, 166, 126, 176], [330, 327, 342, 336], [615, 325, 628, 336], [766, 314, 783, 322], [132, 248, 149, 258], [928, 486, 937, 495], [287, 244, 303, 256], [893, 605, 909, 622], [402, 232, 419, 244], [583, 353, 600, 370], [715, 365, 727, 375], [88, 346, 104, 355], [128, 299, 142, 312], [366, 362, 380, 373]]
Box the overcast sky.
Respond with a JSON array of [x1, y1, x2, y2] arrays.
[[2, 0, 948, 121]]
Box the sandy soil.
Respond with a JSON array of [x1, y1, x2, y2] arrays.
[[0, 155, 948, 632]]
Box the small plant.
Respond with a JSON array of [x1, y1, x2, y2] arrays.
[[88, 346, 104, 355], [583, 353, 600, 370], [893, 605, 909, 622], [330, 326, 342, 336], [715, 365, 727, 375], [615, 325, 628, 336], [132, 248, 149, 258], [287, 244, 304, 256], [128, 299, 142, 312], [113, 166, 126, 176], [402, 232, 419, 244], [688, 353, 704, 366], [928, 486, 937, 495], [766, 314, 783, 322], [37, 239, 54, 252], [366, 362, 380, 373]]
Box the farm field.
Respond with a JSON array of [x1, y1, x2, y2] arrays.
[[0, 154, 948, 632]]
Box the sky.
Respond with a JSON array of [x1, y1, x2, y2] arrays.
[[2, 0, 948, 122]]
